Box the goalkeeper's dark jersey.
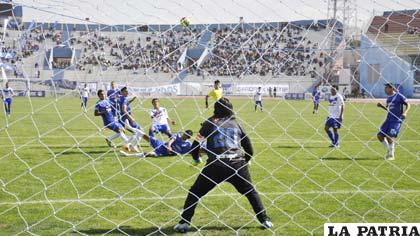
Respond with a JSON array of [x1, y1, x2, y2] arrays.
[[198, 116, 246, 161]]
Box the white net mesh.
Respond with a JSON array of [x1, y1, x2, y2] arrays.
[[0, 0, 419, 235]]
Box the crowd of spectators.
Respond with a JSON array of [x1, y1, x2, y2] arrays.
[[73, 30, 199, 73], [199, 25, 328, 78], [0, 23, 330, 79]]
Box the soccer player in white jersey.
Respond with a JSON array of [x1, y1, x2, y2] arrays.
[[2, 82, 14, 116], [324, 85, 345, 148], [149, 98, 176, 138], [80, 83, 90, 111], [254, 87, 263, 112]]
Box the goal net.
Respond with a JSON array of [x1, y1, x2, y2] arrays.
[[0, 0, 419, 235]]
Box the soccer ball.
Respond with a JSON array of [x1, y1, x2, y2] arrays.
[[180, 17, 190, 27]]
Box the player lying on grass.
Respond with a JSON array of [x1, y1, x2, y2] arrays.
[[94, 89, 132, 152], [174, 97, 273, 233], [324, 85, 344, 148], [377, 83, 411, 160], [118, 86, 147, 152], [149, 98, 176, 138], [146, 130, 193, 157]]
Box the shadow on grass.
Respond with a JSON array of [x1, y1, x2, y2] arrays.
[[275, 145, 327, 149], [77, 225, 260, 235], [321, 156, 375, 161], [28, 145, 110, 150], [60, 150, 109, 155]]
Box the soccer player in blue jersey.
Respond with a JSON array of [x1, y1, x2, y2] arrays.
[[147, 130, 193, 157], [1, 82, 14, 116], [377, 83, 411, 160], [312, 85, 321, 114], [107, 81, 119, 118], [118, 87, 145, 152], [94, 89, 131, 151], [324, 85, 344, 148]]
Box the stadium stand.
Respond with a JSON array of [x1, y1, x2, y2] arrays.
[[1, 19, 336, 94]]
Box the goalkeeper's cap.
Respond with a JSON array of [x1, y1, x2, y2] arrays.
[[214, 97, 233, 118]]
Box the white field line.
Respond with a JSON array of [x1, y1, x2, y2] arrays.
[[1, 190, 420, 206]]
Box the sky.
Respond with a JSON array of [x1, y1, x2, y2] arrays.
[[15, 0, 420, 28]]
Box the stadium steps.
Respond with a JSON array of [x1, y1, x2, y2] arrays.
[[305, 29, 331, 50], [367, 32, 420, 56]]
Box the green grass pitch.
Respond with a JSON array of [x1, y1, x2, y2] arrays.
[[0, 96, 419, 235]]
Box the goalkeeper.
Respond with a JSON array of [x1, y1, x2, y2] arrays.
[[174, 97, 273, 233]]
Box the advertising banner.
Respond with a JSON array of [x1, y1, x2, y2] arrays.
[[129, 83, 180, 95], [235, 84, 289, 95], [15, 90, 46, 97]]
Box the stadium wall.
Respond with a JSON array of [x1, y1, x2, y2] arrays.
[[359, 34, 414, 98]]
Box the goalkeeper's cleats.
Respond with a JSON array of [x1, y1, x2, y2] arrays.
[[262, 220, 273, 229], [174, 222, 190, 233], [192, 157, 203, 166]]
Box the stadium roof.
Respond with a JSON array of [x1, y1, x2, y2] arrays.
[[383, 9, 420, 17], [15, 0, 420, 27]]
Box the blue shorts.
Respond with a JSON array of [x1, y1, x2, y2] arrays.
[[325, 117, 342, 129], [255, 101, 262, 106], [105, 122, 123, 133], [82, 97, 88, 105], [313, 99, 320, 105], [378, 120, 402, 138], [4, 98, 12, 105], [149, 136, 170, 156], [152, 124, 170, 134]]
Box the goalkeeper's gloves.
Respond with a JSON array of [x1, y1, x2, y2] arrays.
[[192, 157, 203, 166]]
